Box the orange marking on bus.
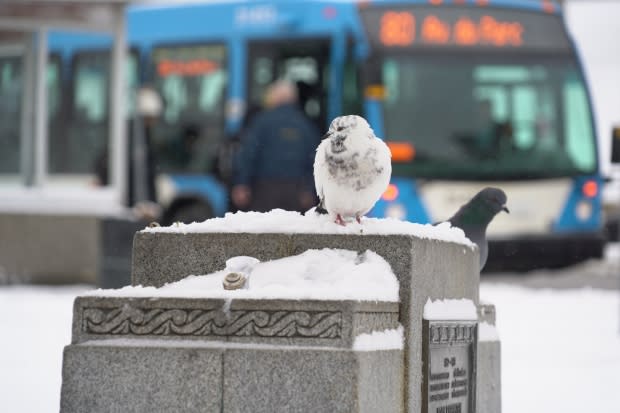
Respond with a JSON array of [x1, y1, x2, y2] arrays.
[[582, 180, 598, 198], [386, 141, 416, 162], [382, 184, 400, 202], [157, 59, 219, 77]]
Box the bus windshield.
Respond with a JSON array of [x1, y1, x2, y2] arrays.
[[381, 54, 597, 180]]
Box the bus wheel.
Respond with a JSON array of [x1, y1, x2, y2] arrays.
[[162, 199, 214, 225]]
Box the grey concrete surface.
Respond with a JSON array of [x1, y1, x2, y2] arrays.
[[0, 214, 99, 284], [61, 342, 223, 413], [0, 214, 146, 286], [477, 340, 502, 413], [62, 293, 403, 413], [61, 339, 403, 413], [223, 347, 404, 413], [477, 304, 502, 413]]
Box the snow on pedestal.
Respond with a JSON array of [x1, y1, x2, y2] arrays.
[[87, 248, 399, 302], [143, 208, 474, 248], [353, 325, 405, 351], [423, 298, 478, 320]]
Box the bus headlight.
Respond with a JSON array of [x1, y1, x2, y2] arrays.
[[385, 203, 406, 220], [576, 200, 592, 221]]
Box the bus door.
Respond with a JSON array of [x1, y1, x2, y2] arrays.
[[246, 38, 330, 131]]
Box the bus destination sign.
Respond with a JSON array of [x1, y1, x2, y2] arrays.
[[361, 6, 571, 52], [380, 11, 523, 47]]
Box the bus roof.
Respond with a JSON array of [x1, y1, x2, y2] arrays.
[[129, 0, 562, 15], [48, 0, 564, 53]]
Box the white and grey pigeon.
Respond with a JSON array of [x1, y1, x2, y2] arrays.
[[444, 187, 509, 271], [313, 115, 392, 225]]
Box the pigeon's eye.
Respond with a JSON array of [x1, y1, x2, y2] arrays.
[[337, 126, 345, 132]]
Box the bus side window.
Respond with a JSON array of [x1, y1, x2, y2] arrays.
[[0, 55, 22, 175], [51, 50, 139, 178]]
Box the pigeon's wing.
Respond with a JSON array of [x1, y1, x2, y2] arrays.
[[376, 137, 393, 173], [313, 139, 329, 203]]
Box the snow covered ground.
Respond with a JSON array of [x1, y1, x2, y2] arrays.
[[481, 284, 620, 413], [1, 266, 618, 412]]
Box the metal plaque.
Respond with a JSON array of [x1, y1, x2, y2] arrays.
[[423, 320, 477, 413]]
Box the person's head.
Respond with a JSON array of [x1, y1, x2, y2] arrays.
[[137, 86, 163, 125], [263, 79, 298, 109]]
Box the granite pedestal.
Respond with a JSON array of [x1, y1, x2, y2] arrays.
[[61, 229, 502, 413]]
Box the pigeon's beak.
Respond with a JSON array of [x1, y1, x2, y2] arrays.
[[321, 132, 331, 141], [502, 205, 510, 213]]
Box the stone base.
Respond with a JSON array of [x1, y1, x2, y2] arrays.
[[477, 303, 502, 413], [61, 295, 403, 412], [61, 341, 403, 413], [477, 340, 502, 413]]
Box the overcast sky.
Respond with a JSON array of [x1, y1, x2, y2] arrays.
[[564, 0, 620, 173]]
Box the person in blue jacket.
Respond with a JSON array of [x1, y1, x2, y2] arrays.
[[231, 79, 321, 213]]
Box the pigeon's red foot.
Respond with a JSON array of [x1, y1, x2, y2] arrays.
[[335, 214, 346, 226], [356, 214, 362, 224]]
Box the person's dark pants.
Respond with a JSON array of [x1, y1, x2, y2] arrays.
[[251, 180, 310, 213]]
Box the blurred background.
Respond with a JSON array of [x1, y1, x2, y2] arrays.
[[0, 0, 618, 286], [0, 1, 618, 411]]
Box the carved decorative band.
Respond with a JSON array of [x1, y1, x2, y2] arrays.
[[429, 323, 475, 345], [82, 306, 343, 339]]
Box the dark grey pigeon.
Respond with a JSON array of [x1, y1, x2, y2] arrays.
[[445, 187, 509, 271]]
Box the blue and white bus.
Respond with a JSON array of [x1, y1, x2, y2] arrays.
[[0, 0, 605, 270]]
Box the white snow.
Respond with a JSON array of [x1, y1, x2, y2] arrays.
[[0, 285, 89, 413], [143, 209, 474, 248], [480, 284, 620, 413], [225, 256, 260, 274], [86, 249, 400, 302], [605, 242, 620, 265], [353, 325, 404, 351], [423, 298, 478, 320], [478, 321, 500, 342]]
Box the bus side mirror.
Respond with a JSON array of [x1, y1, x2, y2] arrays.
[[612, 126, 620, 164]]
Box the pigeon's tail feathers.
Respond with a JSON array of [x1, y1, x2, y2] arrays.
[[315, 198, 328, 215], [314, 197, 329, 215]]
